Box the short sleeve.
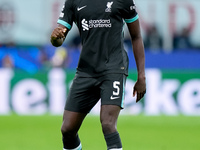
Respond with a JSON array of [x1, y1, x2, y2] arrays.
[[57, 0, 74, 30], [120, 0, 139, 23]]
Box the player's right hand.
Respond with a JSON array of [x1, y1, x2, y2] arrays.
[[50, 27, 67, 47], [51, 27, 67, 40]]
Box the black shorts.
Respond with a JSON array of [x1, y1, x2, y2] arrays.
[[65, 73, 127, 113]]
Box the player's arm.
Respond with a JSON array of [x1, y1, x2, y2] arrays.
[[127, 19, 146, 103], [50, 24, 68, 47]]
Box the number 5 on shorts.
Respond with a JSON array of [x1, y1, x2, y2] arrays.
[[113, 81, 120, 96]]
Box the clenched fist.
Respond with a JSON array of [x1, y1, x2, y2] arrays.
[[51, 27, 67, 47]]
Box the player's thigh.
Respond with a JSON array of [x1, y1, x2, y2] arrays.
[[65, 75, 100, 113], [100, 105, 121, 134], [100, 105, 121, 123], [100, 74, 127, 108]]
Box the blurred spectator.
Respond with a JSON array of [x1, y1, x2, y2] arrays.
[[173, 27, 193, 50], [2, 54, 14, 68], [39, 46, 51, 69], [124, 37, 132, 52], [68, 33, 82, 51], [144, 25, 163, 51], [1, 42, 15, 68], [51, 46, 70, 68], [71, 35, 81, 49]]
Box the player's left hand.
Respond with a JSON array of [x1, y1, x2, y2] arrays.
[[133, 77, 146, 103]]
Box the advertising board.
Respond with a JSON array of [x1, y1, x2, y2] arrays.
[[0, 68, 199, 116]]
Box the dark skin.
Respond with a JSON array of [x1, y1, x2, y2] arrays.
[[51, 19, 146, 140], [50, 24, 68, 47], [127, 19, 146, 102]]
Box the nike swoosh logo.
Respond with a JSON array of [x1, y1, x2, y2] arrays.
[[110, 96, 120, 100], [77, 5, 87, 11]]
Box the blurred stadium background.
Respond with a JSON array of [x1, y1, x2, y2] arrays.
[[0, 0, 200, 149]]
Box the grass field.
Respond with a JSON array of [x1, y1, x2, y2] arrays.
[[0, 115, 200, 150]]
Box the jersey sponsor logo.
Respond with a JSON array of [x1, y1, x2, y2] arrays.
[[81, 18, 112, 31], [77, 5, 87, 11], [105, 1, 113, 12], [81, 19, 89, 31], [110, 96, 120, 100]]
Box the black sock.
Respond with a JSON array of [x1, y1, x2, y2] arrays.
[[104, 132, 122, 149], [62, 134, 81, 149]]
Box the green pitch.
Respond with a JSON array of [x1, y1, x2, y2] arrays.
[[0, 115, 200, 150]]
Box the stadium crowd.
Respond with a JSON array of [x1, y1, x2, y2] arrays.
[[0, 24, 199, 72]]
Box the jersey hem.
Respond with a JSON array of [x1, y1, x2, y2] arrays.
[[76, 70, 128, 77]]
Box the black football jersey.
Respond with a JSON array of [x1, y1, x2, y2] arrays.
[[58, 0, 138, 77]]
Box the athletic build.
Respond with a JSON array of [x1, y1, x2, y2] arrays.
[[51, 0, 146, 149]]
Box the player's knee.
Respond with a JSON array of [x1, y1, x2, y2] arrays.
[[101, 120, 116, 135], [61, 123, 76, 137], [61, 125, 67, 135]]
